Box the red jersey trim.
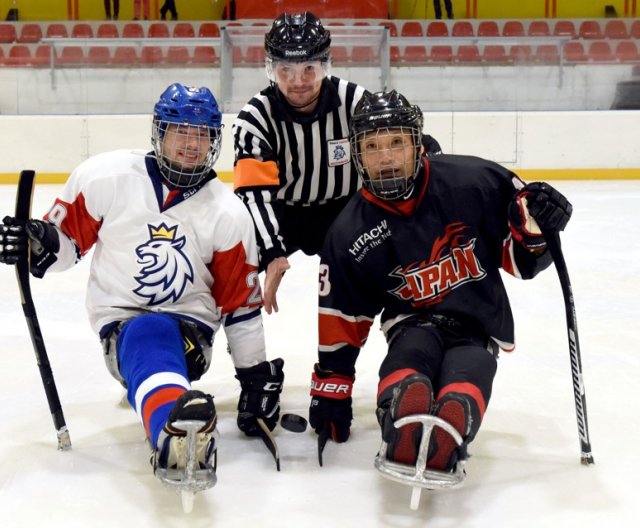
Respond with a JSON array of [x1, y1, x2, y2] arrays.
[[211, 242, 261, 315]]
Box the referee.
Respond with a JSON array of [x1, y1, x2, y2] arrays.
[[233, 11, 368, 313]]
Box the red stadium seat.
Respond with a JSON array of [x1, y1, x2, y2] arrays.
[[245, 46, 266, 65], [34, 45, 54, 66], [401, 46, 428, 64], [87, 46, 111, 65], [527, 20, 550, 36], [166, 46, 190, 64], [477, 21, 499, 37], [502, 21, 525, 37], [71, 23, 94, 39], [390, 45, 401, 63], [615, 40, 639, 63], [509, 45, 532, 62], [122, 23, 144, 38], [378, 21, 398, 37], [553, 20, 576, 38], [198, 23, 220, 38], [6, 44, 31, 65], [0, 46, 5, 65], [578, 20, 603, 39], [330, 46, 349, 64], [0, 23, 17, 43], [46, 23, 69, 39], [452, 21, 474, 37], [18, 23, 43, 43], [426, 22, 449, 37], [173, 23, 195, 38], [429, 45, 453, 62], [351, 46, 375, 63], [148, 23, 170, 38], [604, 20, 629, 39], [192, 46, 218, 65], [58, 46, 85, 65], [631, 20, 640, 38], [112, 46, 139, 65], [141, 46, 164, 64], [534, 45, 559, 63], [97, 23, 119, 38], [455, 45, 480, 63], [588, 41, 615, 62], [564, 42, 587, 62], [401, 21, 423, 37], [481, 45, 508, 63]]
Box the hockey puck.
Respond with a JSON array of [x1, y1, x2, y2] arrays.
[[280, 413, 308, 433]]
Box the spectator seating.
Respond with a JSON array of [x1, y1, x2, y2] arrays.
[[46, 23, 68, 39], [97, 23, 119, 38], [71, 23, 94, 39], [477, 21, 500, 37], [0, 18, 638, 69], [527, 21, 550, 36], [18, 23, 42, 43], [452, 21, 474, 37]]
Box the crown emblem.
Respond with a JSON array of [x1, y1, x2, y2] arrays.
[[148, 223, 177, 241]]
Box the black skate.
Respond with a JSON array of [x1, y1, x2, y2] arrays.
[[152, 390, 218, 513], [374, 375, 467, 510]]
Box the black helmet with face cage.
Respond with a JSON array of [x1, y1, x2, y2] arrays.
[[349, 91, 424, 200]]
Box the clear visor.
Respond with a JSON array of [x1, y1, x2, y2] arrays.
[[151, 121, 222, 188], [265, 58, 330, 83]]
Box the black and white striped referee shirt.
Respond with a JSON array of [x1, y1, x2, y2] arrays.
[[233, 76, 367, 264]]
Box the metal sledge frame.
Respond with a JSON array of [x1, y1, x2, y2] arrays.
[[154, 420, 218, 513], [374, 414, 467, 510]]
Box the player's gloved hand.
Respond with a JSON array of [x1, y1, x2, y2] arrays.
[[235, 358, 284, 436], [509, 183, 572, 250], [0, 216, 59, 277], [309, 364, 355, 443], [0, 216, 27, 265]]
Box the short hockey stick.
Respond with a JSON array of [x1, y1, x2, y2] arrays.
[[543, 230, 594, 465], [256, 418, 280, 471], [317, 423, 331, 467], [14, 170, 71, 451]]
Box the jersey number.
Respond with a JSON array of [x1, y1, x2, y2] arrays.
[[318, 263, 331, 297], [247, 271, 262, 304]]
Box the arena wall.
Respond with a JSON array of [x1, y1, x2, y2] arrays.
[[1, 110, 638, 184]]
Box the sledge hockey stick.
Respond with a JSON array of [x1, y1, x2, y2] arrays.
[[543, 229, 593, 465], [256, 418, 280, 471], [317, 423, 331, 467], [14, 170, 71, 451]]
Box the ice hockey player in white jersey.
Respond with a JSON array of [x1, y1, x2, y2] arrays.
[[0, 83, 284, 499]]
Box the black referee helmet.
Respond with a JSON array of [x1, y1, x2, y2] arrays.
[[264, 12, 331, 62]]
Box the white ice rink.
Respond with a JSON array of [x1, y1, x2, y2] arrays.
[[1, 180, 639, 528]]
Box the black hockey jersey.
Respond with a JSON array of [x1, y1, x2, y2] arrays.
[[318, 154, 553, 371]]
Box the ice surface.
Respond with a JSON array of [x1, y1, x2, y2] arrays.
[[1, 181, 639, 527]]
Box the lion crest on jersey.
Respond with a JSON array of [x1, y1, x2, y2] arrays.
[[133, 223, 194, 305]]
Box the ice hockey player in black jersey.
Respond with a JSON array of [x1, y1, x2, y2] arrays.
[[308, 90, 572, 485]]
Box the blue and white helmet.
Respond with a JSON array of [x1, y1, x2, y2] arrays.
[[151, 83, 223, 188]]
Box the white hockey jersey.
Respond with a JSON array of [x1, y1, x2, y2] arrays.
[[43, 149, 266, 368]]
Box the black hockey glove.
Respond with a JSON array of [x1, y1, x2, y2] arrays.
[[235, 358, 284, 436], [509, 183, 572, 250], [0, 216, 59, 277], [309, 364, 355, 443]]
